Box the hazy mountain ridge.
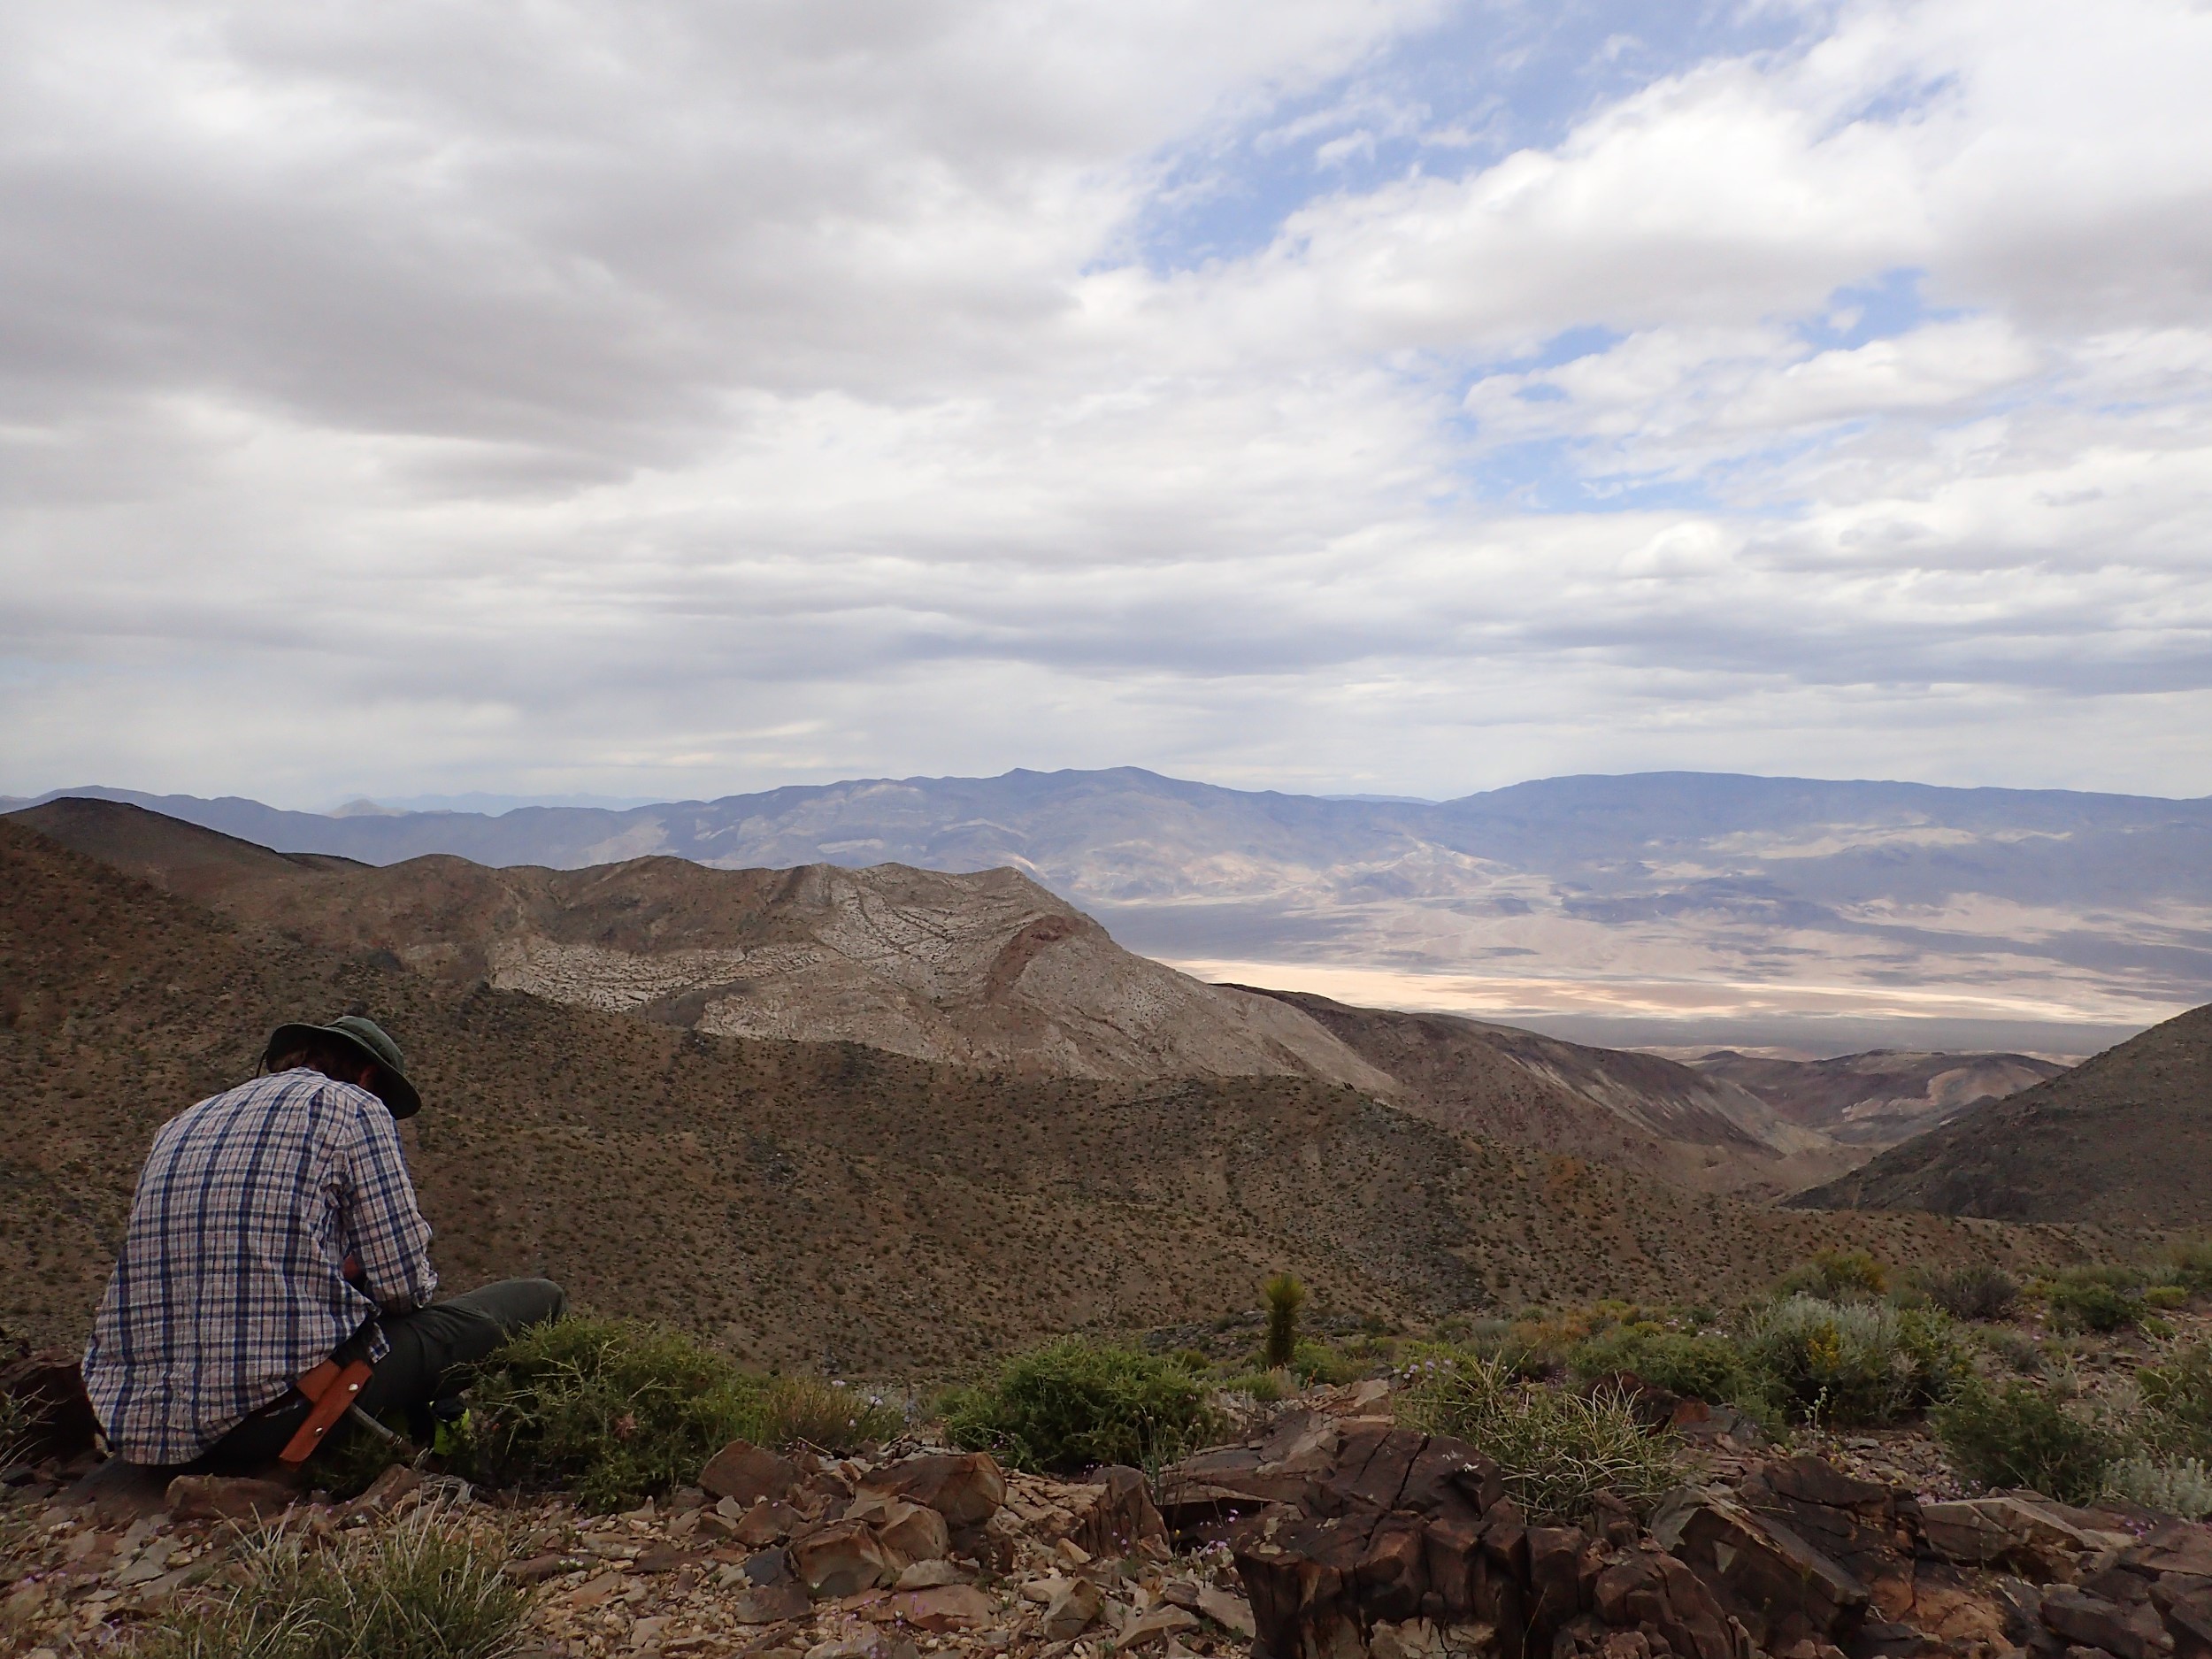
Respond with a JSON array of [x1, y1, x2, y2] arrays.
[[14, 768, 2211, 1042], [1686, 1049, 2070, 1146]]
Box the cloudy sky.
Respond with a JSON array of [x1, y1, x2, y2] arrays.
[[6, 0, 2211, 809]]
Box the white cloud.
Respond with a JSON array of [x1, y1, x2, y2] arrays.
[[3, 0, 2210, 807]]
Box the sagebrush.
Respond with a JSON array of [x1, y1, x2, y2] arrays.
[[943, 1337, 1219, 1473], [1739, 1296, 1963, 1426]]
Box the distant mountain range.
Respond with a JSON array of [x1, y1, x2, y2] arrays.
[[10, 767, 2208, 1051]]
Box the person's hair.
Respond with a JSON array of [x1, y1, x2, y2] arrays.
[[267, 1036, 379, 1086]]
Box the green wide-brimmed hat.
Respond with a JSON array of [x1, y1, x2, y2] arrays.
[[262, 1014, 422, 1119]]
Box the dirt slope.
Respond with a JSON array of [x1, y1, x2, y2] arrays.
[[1, 818, 2115, 1368], [12, 798, 1394, 1093], [1687, 1048, 2069, 1146], [1789, 1004, 2212, 1225], [1232, 987, 1859, 1198]]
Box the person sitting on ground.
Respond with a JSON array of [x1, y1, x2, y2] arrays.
[[81, 1013, 565, 1472]]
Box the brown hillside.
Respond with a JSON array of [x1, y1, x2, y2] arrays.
[[1232, 987, 1857, 1197], [1686, 1048, 2067, 1146], [12, 797, 1394, 1094], [1, 817, 2121, 1370], [1790, 1004, 2212, 1225]]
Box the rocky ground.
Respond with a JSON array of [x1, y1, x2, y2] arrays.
[[7, 1363, 2212, 1659]]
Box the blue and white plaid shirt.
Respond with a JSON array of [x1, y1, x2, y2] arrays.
[[82, 1068, 438, 1464]]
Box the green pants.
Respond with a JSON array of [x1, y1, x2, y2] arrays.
[[202, 1278, 565, 1472]]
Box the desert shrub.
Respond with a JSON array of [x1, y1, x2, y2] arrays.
[[1932, 1378, 2114, 1503], [751, 1376, 903, 1453], [134, 1499, 525, 1659], [1914, 1265, 2021, 1323], [2137, 1341, 2212, 1460], [1221, 1371, 1292, 1407], [1979, 1327, 2047, 1376], [1263, 1274, 1307, 1370], [2047, 1279, 2141, 1334], [453, 1315, 762, 1510], [1291, 1340, 1363, 1387], [1219, 1369, 1291, 1404], [1568, 1325, 1758, 1406], [942, 1338, 1220, 1473], [1397, 1357, 1680, 1525], [2154, 1240, 2212, 1294], [2107, 1456, 2212, 1518], [1739, 1297, 1964, 1426], [2146, 1286, 2191, 1311], [1778, 1251, 1888, 1302]]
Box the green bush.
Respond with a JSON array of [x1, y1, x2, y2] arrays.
[[1567, 1325, 1758, 1406], [454, 1315, 763, 1510], [1291, 1340, 1363, 1387], [1914, 1265, 2022, 1323], [2047, 1279, 2141, 1333], [942, 1338, 1220, 1473], [1978, 1327, 2046, 1376], [1397, 1357, 1681, 1525], [1738, 1296, 1964, 1425], [2154, 1240, 2212, 1294], [1220, 1369, 1291, 1404], [2137, 1341, 2212, 1460], [2146, 1286, 2191, 1311], [1778, 1251, 1888, 1302], [1263, 1274, 1307, 1371], [1933, 1378, 2114, 1503], [134, 1500, 525, 1659]]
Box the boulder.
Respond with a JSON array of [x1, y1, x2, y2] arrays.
[[792, 1519, 893, 1598], [889, 1583, 995, 1631], [1043, 1578, 1103, 1639], [165, 1474, 298, 1522], [1069, 1465, 1171, 1559], [858, 1453, 1004, 1527], [876, 1500, 952, 1564], [2040, 1587, 2170, 1659], [1917, 1497, 2104, 1580], [1651, 1489, 1867, 1645], [703, 1440, 803, 1508], [2128, 1525, 2212, 1583], [1123, 1604, 1203, 1649], [895, 1560, 964, 1590], [735, 1497, 812, 1547]]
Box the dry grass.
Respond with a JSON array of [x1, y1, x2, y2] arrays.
[[134, 1499, 526, 1659], [1396, 1356, 1682, 1524]]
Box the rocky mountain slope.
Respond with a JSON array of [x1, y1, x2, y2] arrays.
[[0, 817, 2109, 1365], [16, 767, 2209, 1047], [1230, 987, 1858, 1197], [11, 797, 1392, 1092], [1789, 1003, 2212, 1225], [15, 799, 1874, 1195], [1686, 1048, 2069, 1146]]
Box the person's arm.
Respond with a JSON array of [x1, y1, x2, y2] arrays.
[[339, 1102, 439, 1313]]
